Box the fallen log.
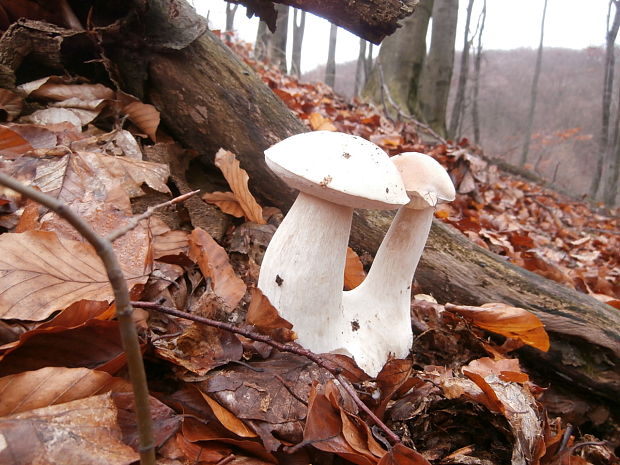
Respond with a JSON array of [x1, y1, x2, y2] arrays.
[[129, 21, 620, 410]]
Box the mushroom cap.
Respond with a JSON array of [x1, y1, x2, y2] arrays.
[[265, 131, 409, 209], [391, 152, 456, 209]]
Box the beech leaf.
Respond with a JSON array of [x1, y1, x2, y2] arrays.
[[0, 230, 148, 321], [188, 228, 246, 311], [445, 302, 550, 351], [202, 190, 245, 218], [201, 392, 257, 438], [123, 101, 160, 142], [344, 247, 366, 290], [214, 149, 265, 224], [0, 126, 33, 156]]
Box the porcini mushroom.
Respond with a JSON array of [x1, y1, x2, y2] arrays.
[[257, 131, 409, 354], [340, 152, 456, 376]]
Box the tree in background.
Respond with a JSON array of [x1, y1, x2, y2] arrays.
[[519, 0, 548, 167], [416, 0, 459, 136], [448, 0, 476, 139], [362, 0, 433, 113], [254, 20, 271, 62], [470, 0, 486, 145], [354, 38, 367, 96], [290, 9, 306, 76], [254, 5, 288, 73], [325, 23, 338, 87], [225, 2, 238, 32], [592, 0, 620, 203]]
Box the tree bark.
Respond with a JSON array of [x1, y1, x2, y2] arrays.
[[362, 0, 433, 112], [448, 0, 474, 139], [519, 0, 548, 167], [230, 0, 415, 44], [325, 23, 337, 88], [225, 2, 239, 32], [290, 8, 305, 76], [416, 0, 459, 137], [129, 25, 620, 409], [471, 0, 486, 145], [354, 38, 366, 96]]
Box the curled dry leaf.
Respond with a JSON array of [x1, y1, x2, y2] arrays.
[[19, 77, 115, 101], [0, 392, 139, 465], [344, 247, 366, 290], [0, 126, 33, 156], [0, 230, 149, 321], [214, 149, 265, 224], [444, 302, 550, 352], [377, 443, 431, 465], [309, 112, 337, 131], [202, 190, 245, 218], [201, 392, 258, 438], [246, 287, 296, 343], [0, 89, 23, 120], [465, 357, 530, 384], [0, 366, 131, 416], [188, 227, 246, 311], [123, 101, 160, 142]]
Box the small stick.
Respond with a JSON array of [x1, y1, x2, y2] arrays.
[[132, 300, 402, 445], [107, 190, 200, 241], [0, 172, 155, 465]]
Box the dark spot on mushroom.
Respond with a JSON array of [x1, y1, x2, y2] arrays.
[[275, 275, 283, 286], [386, 187, 389, 193], [343, 152, 351, 159], [351, 320, 360, 331], [319, 175, 333, 187]]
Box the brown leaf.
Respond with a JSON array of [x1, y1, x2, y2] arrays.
[[465, 357, 530, 384], [0, 126, 33, 156], [0, 367, 131, 416], [461, 369, 506, 414], [445, 302, 550, 352], [0, 231, 148, 321], [201, 392, 258, 438], [188, 227, 246, 311], [214, 149, 265, 224], [309, 112, 337, 131], [203, 190, 245, 218], [0, 319, 126, 377], [344, 247, 366, 290], [0, 89, 23, 120], [123, 101, 160, 142], [246, 287, 295, 343], [20, 77, 115, 101], [377, 443, 431, 465], [0, 392, 139, 465]]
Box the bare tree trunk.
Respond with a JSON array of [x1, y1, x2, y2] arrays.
[[225, 2, 239, 32], [362, 0, 433, 111], [591, 0, 620, 200], [270, 5, 289, 73], [471, 0, 486, 145], [290, 8, 305, 76], [354, 38, 366, 96], [416, 0, 459, 137], [325, 23, 337, 87], [448, 0, 475, 139], [519, 0, 548, 166], [254, 19, 271, 61], [603, 74, 620, 205], [364, 42, 374, 80]]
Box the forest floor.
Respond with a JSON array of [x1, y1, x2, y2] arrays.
[[0, 31, 618, 465]]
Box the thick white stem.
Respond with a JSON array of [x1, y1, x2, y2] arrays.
[[340, 207, 434, 376], [258, 192, 352, 354]]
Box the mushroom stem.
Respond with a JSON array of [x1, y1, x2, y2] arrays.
[[340, 206, 434, 376], [258, 191, 351, 354]]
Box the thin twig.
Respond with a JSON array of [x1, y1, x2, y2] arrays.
[[107, 190, 200, 241], [132, 300, 402, 445], [0, 173, 156, 465]]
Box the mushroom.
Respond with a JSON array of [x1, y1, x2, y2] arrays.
[[257, 131, 409, 354], [340, 152, 456, 376]]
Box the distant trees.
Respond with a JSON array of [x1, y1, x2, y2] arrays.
[[519, 0, 548, 167], [325, 23, 338, 87], [290, 9, 306, 76], [362, 0, 458, 137], [254, 5, 289, 73], [470, 0, 486, 144], [225, 2, 238, 32]]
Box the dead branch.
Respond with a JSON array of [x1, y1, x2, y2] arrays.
[[131, 300, 402, 445], [0, 172, 156, 465]]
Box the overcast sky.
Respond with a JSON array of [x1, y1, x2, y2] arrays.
[[193, 1, 612, 73]]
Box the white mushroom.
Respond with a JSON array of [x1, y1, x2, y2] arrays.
[[340, 152, 456, 377], [257, 131, 409, 354]]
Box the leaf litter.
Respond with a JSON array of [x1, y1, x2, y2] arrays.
[[0, 28, 616, 465]]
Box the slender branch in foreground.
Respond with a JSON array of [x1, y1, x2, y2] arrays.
[[131, 300, 402, 445], [0, 173, 156, 465], [107, 190, 200, 241]]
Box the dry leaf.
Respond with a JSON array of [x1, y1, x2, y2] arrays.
[[377, 444, 431, 465], [188, 228, 246, 311], [0, 367, 131, 416], [201, 392, 257, 438], [0, 392, 139, 465], [20, 78, 115, 101], [344, 247, 366, 290], [0, 126, 33, 156], [123, 101, 160, 142], [214, 149, 265, 224], [246, 287, 295, 343], [309, 112, 337, 131], [0, 230, 148, 321], [445, 302, 550, 351], [0, 89, 23, 120], [202, 190, 245, 218]]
